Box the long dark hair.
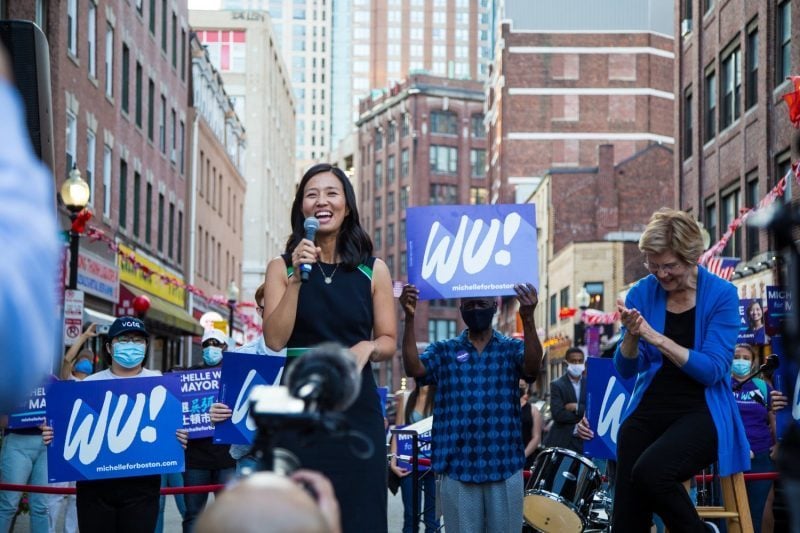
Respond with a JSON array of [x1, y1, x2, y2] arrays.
[[284, 163, 372, 270], [404, 383, 436, 423]]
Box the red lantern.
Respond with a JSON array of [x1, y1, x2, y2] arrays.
[[132, 294, 151, 316]]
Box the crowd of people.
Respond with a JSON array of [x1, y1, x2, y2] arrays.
[[1, 167, 797, 533]]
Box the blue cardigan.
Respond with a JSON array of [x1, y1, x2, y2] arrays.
[[613, 266, 751, 476]]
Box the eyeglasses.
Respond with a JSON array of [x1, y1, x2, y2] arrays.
[[115, 336, 147, 344], [643, 260, 682, 275]]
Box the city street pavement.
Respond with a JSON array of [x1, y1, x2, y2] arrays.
[[13, 488, 406, 532]]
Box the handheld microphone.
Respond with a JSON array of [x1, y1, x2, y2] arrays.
[[300, 217, 319, 282]]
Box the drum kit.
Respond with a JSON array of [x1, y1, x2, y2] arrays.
[[523, 447, 611, 533]]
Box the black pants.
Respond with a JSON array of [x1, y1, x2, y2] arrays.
[[612, 407, 717, 533], [76, 475, 160, 533]]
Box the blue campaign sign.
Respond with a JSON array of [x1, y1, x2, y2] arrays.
[[7, 375, 57, 429], [405, 204, 538, 300], [46, 376, 184, 482], [213, 352, 286, 445], [394, 417, 432, 471], [584, 358, 636, 460], [770, 336, 800, 438], [766, 286, 790, 337], [174, 368, 222, 439], [738, 298, 768, 345]]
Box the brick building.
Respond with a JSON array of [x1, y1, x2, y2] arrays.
[[675, 0, 798, 299], [486, 22, 675, 204], [356, 74, 487, 390], [5, 0, 200, 370], [187, 34, 247, 361]]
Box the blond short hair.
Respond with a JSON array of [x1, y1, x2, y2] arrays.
[[639, 208, 704, 265]]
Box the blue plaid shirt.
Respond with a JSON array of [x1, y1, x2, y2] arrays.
[[420, 329, 526, 482]]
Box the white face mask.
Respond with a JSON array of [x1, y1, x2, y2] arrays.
[[567, 363, 585, 378]]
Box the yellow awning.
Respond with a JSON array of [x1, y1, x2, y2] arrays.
[[122, 283, 203, 336]]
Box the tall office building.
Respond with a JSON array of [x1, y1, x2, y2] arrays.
[[190, 8, 296, 306]]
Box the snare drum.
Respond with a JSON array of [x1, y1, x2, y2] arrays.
[[523, 447, 601, 533]]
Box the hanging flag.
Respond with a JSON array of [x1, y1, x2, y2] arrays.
[[706, 256, 738, 281], [782, 76, 800, 128]]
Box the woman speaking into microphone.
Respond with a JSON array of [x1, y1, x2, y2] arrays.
[[612, 208, 749, 532], [262, 163, 397, 533]]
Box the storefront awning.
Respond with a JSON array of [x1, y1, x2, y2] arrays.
[[121, 283, 203, 336]]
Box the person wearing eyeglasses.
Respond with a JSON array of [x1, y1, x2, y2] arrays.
[[42, 316, 188, 533], [611, 208, 749, 533]]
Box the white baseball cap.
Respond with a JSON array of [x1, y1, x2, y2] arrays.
[[201, 328, 227, 345]]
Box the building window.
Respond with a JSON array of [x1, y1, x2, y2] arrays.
[[179, 120, 185, 174], [65, 111, 77, 177], [387, 155, 396, 184], [170, 108, 176, 162], [95, 147, 110, 223], [745, 172, 759, 259], [168, 202, 175, 258], [171, 11, 177, 68], [149, 0, 156, 34], [386, 254, 395, 276], [181, 29, 187, 81], [470, 149, 486, 177], [375, 128, 383, 151], [133, 172, 140, 238], [777, 1, 791, 85], [85, 130, 96, 206], [430, 145, 458, 174], [121, 44, 130, 114], [177, 210, 183, 264], [374, 161, 383, 190], [400, 186, 409, 209], [584, 282, 604, 310], [159, 94, 166, 153], [401, 114, 410, 137], [145, 183, 152, 244], [705, 200, 717, 245], [470, 186, 488, 204], [147, 79, 155, 141], [387, 122, 396, 144], [387, 191, 395, 215], [87, 2, 96, 78], [400, 219, 406, 242], [428, 319, 456, 342], [720, 47, 741, 130], [67, 0, 77, 56], [374, 227, 382, 248], [429, 184, 458, 205], [105, 25, 114, 98], [161, 0, 168, 52], [400, 149, 409, 178], [704, 68, 716, 142], [135, 62, 142, 127], [157, 193, 165, 252], [374, 197, 382, 220], [387, 223, 395, 247], [721, 189, 740, 257], [746, 26, 758, 109], [560, 287, 570, 312], [683, 87, 693, 160], [118, 159, 127, 229], [471, 113, 485, 138], [430, 111, 458, 135], [549, 294, 557, 326]]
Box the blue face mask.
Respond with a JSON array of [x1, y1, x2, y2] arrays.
[[732, 359, 752, 378], [74, 360, 93, 375], [113, 342, 146, 368], [202, 346, 223, 366]]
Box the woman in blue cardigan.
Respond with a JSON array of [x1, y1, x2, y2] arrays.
[[613, 208, 750, 532]]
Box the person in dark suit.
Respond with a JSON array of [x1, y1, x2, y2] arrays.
[[544, 347, 586, 453]]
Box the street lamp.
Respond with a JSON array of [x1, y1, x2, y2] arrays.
[[226, 280, 239, 339], [576, 286, 590, 310], [60, 165, 91, 290]]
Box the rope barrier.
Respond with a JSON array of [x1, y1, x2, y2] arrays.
[[0, 471, 780, 495]]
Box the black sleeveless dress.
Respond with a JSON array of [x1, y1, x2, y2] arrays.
[[276, 255, 387, 533]]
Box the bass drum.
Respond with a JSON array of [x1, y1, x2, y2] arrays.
[[523, 447, 601, 533]]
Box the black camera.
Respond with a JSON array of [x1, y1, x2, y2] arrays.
[[244, 342, 362, 476]]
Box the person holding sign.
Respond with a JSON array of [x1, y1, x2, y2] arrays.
[[42, 316, 188, 533], [261, 164, 397, 533], [399, 283, 542, 533], [59, 323, 98, 380], [183, 328, 236, 533], [612, 208, 749, 532]]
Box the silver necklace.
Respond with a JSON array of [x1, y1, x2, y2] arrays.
[[317, 262, 340, 284]]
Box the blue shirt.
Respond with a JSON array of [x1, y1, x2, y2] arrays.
[[420, 329, 525, 483], [0, 82, 60, 412]]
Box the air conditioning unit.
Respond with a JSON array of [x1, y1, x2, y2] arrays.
[[681, 19, 693, 37]]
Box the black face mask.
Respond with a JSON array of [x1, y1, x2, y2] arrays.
[[461, 306, 495, 332]]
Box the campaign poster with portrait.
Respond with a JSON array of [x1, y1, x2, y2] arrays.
[[405, 204, 538, 301], [584, 358, 636, 460], [46, 375, 184, 482], [7, 375, 57, 429], [737, 298, 769, 345], [213, 352, 287, 445]]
